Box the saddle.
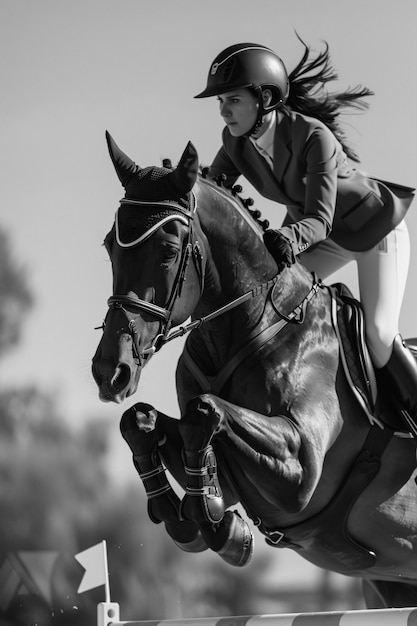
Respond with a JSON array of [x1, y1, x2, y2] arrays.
[[256, 284, 414, 570], [328, 282, 415, 435]]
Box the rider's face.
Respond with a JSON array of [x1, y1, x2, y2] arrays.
[[217, 88, 259, 137]]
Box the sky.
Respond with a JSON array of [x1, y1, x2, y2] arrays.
[[1, 0, 416, 428]]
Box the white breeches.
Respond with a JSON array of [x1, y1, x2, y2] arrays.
[[300, 221, 410, 368]]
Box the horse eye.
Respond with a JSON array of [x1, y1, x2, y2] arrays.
[[161, 246, 178, 268]]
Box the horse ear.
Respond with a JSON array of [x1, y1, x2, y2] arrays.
[[105, 130, 140, 188], [169, 141, 199, 195]]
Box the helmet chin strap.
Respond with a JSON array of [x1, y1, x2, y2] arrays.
[[244, 109, 266, 138], [244, 86, 271, 138], [248, 117, 265, 137]]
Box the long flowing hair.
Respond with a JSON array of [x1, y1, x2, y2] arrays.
[[285, 36, 374, 162]]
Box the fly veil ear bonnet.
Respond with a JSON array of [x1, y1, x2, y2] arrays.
[[105, 131, 199, 245]]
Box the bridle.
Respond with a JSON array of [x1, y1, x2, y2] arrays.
[[103, 193, 205, 364], [100, 192, 322, 370]]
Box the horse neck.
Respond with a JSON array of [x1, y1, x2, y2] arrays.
[[195, 180, 275, 309], [273, 261, 319, 312], [189, 181, 324, 375]]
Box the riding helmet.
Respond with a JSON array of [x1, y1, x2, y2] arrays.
[[194, 43, 289, 113]]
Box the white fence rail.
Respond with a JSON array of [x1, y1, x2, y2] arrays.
[[97, 602, 417, 626]]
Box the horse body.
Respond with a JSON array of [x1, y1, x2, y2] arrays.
[[92, 135, 417, 607]]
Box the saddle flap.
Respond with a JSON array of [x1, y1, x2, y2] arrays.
[[329, 283, 379, 425], [330, 285, 416, 435], [406, 338, 417, 358]]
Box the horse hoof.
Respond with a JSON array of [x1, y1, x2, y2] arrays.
[[216, 511, 254, 567], [171, 532, 209, 554]]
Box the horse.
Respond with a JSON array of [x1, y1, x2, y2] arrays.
[[92, 132, 417, 609]]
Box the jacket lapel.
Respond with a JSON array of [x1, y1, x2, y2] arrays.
[[240, 134, 294, 206], [272, 113, 292, 184]]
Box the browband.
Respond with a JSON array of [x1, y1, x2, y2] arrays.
[[116, 193, 197, 248]]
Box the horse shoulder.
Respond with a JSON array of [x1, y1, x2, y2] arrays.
[[265, 315, 343, 510]]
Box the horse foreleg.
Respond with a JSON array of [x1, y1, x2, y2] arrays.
[[120, 403, 207, 553], [176, 390, 327, 566], [178, 395, 254, 567], [177, 396, 225, 524]]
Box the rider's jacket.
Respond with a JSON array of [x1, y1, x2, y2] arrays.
[[209, 110, 415, 256]]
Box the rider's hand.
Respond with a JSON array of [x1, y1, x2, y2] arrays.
[[263, 229, 296, 270]]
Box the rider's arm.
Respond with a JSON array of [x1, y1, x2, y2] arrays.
[[208, 146, 241, 189], [279, 126, 339, 257]]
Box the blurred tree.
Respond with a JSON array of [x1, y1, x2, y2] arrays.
[[0, 387, 109, 624], [0, 228, 33, 357], [0, 387, 275, 625]]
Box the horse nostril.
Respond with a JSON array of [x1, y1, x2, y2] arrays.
[[111, 363, 132, 394]]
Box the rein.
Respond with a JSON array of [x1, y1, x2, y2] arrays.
[[108, 272, 281, 362], [182, 274, 323, 394], [161, 277, 279, 344], [103, 192, 321, 373]]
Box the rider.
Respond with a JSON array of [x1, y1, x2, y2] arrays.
[[194, 40, 417, 434]]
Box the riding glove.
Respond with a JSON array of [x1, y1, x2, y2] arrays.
[[263, 229, 296, 269]]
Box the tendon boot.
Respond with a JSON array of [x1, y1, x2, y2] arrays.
[[377, 334, 417, 440], [120, 405, 207, 553], [178, 396, 225, 524], [179, 445, 225, 524]]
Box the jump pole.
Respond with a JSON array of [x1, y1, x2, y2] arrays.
[[98, 604, 417, 626], [92, 544, 417, 625]]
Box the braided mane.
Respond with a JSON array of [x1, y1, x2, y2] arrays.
[[200, 167, 269, 231], [162, 157, 269, 232]]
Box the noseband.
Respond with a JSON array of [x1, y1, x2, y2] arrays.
[[104, 194, 204, 363]]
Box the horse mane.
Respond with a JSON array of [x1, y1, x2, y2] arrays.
[[199, 167, 270, 231], [160, 158, 270, 232], [285, 34, 374, 162]]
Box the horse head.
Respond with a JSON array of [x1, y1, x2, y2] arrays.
[[92, 133, 205, 403]]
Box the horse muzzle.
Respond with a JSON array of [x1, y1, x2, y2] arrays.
[[92, 333, 143, 404]]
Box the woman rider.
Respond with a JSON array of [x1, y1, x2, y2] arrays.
[[194, 40, 417, 435]]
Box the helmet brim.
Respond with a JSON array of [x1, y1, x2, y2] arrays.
[[194, 82, 252, 99]]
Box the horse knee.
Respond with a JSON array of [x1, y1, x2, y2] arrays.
[[179, 394, 223, 449], [182, 394, 223, 424], [120, 403, 159, 455]]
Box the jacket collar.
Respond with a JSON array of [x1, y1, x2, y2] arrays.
[[222, 113, 295, 206], [240, 139, 294, 206]]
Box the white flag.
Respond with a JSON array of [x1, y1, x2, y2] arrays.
[[75, 541, 109, 597]]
